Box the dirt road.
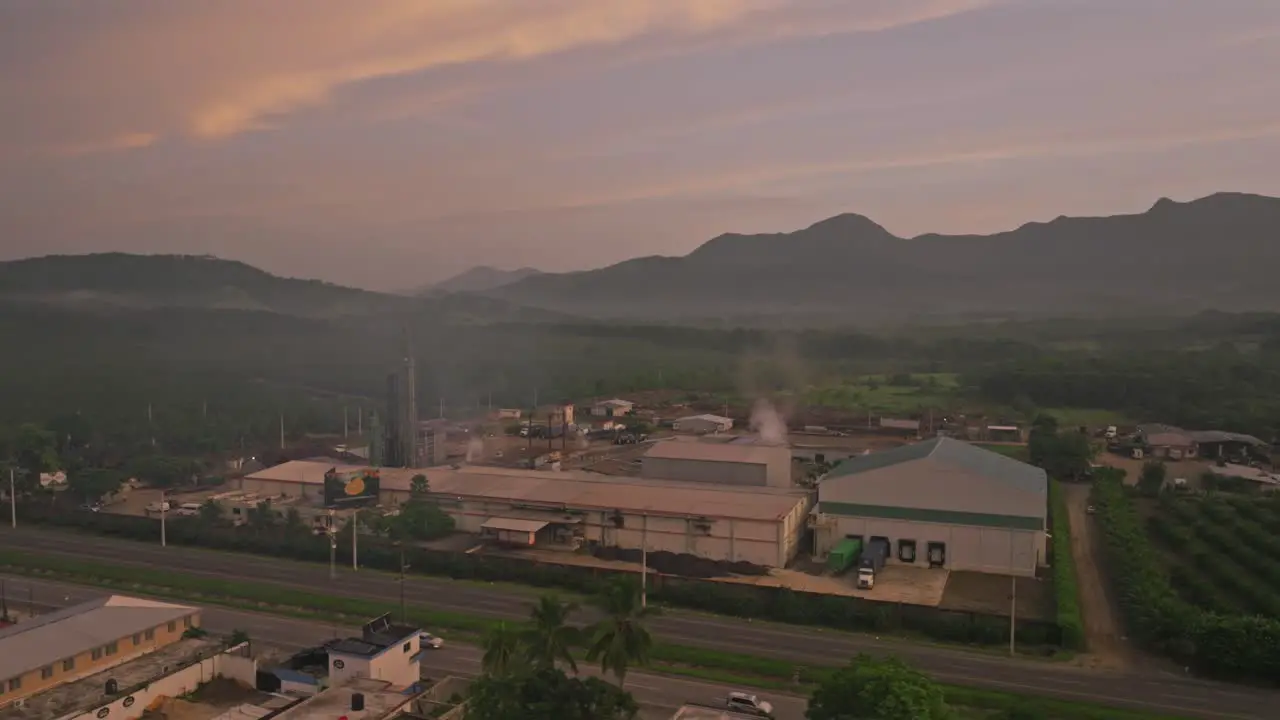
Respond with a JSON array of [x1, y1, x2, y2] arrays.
[[1063, 482, 1135, 670]]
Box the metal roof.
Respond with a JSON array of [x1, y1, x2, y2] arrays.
[[643, 440, 788, 465], [825, 437, 1047, 495], [481, 517, 550, 533], [676, 414, 733, 424], [0, 595, 197, 682], [246, 460, 807, 522]]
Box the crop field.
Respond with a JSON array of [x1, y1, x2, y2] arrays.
[[802, 373, 963, 414], [1146, 493, 1280, 619]]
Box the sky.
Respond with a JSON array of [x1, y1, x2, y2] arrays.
[[2, 0, 1278, 290]]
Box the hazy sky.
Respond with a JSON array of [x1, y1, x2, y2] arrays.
[[2, 0, 1278, 290]]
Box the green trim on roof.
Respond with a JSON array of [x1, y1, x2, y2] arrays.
[[818, 501, 1044, 531]]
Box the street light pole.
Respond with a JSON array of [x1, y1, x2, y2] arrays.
[[328, 509, 336, 580], [351, 512, 359, 571], [160, 490, 167, 548], [8, 467, 15, 529], [398, 544, 409, 623], [1009, 539, 1016, 657]]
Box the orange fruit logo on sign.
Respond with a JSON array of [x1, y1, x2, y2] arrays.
[[344, 476, 365, 496]]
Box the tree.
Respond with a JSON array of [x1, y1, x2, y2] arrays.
[[806, 654, 950, 720], [198, 498, 224, 524], [465, 667, 638, 720], [585, 577, 658, 687], [1028, 417, 1094, 480], [523, 595, 581, 673], [247, 499, 277, 529], [482, 621, 525, 677], [410, 474, 429, 496], [13, 423, 59, 490], [67, 467, 124, 504], [1138, 461, 1167, 497]]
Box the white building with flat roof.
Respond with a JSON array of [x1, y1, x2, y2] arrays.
[[241, 460, 812, 568]]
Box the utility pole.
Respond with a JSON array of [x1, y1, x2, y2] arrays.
[[398, 544, 409, 622], [351, 512, 359, 571], [357, 409, 363, 436], [9, 466, 16, 529], [1009, 540, 1017, 657], [279, 413, 285, 450], [641, 543, 648, 609], [438, 398, 444, 420], [160, 489, 167, 548], [344, 407, 349, 439], [328, 510, 337, 580]]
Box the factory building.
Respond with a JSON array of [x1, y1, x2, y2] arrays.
[[811, 437, 1047, 577], [672, 414, 734, 434], [241, 461, 812, 567], [641, 441, 792, 488]]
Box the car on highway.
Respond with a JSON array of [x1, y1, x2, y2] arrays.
[[725, 691, 773, 717], [420, 632, 444, 649]]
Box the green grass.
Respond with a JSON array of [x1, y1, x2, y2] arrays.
[[973, 443, 1031, 462], [803, 373, 962, 414], [1041, 407, 1132, 429], [0, 550, 1197, 720]]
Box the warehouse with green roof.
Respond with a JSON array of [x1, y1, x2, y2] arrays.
[[811, 437, 1047, 577]]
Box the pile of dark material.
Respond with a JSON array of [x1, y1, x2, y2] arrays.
[[592, 546, 769, 578]]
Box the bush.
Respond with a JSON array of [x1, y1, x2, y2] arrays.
[[1091, 475, 1280, 684], [1049, 480, 1085, 650]]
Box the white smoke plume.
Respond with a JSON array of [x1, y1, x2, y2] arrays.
[[750, 399, 789, 446], [465, 436, 484, 462]]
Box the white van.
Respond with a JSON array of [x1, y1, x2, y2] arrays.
[[174, 502, 201, 517], [145, 500, 171, 514]]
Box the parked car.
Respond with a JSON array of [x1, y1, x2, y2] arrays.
[[1086, 505, 1096, 515], [78, 502, 103, 513]]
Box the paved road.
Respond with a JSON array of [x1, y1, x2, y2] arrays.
[[4, 526, 1278, 719], [1, 575, 806, 720]]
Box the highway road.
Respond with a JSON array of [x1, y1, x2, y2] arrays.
[[1, 575, 807, 720], [4, 526, 1278, 719]]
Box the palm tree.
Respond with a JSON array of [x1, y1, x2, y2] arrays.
[[481, 621, 525, 677], [409, 474, 429, 497], [586, 577, 658, 687], [523, 594, 580, 672]]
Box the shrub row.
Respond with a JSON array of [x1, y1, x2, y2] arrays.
[[1091, 477, 1280, 685], [1048, 480, 1085, 650], [17, 504, 1063, 649]]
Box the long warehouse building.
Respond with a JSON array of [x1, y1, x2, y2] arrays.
[[812, 437, 1048, 577], [240, 461, 812, 567]]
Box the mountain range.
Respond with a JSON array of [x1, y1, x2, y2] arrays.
[[2, 192, 1278, 327], [416, 265, 543, 296], [477, 192, 1280, 324]]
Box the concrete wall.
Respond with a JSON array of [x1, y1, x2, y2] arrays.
[[60, 643, 256, 720], [821, 517, 1043, 576], [2, 612, 200, 706]]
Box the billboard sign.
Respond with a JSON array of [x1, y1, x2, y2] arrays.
[[323, 467, 380, 508]]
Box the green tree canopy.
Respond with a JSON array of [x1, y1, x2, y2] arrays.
[[523, 594, 581, 673], [1138, 461, 1167, 496], [465, 667, 638, 720], [806, 654, 950, 720], [585, 577, 658, 687], [67, 467, 125, 504]]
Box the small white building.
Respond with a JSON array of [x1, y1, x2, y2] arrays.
[[591, 399, 634, 417], [673, 414, 734, 435], [327, 614, 422, 689], [813, 437, 1047, 577]]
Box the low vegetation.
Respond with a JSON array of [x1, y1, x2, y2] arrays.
[[0, 552, 1196, 720], [1090, 474, 1280, 684], [1048, 481, 1084, 650], [1147, 493, 1280, 619]]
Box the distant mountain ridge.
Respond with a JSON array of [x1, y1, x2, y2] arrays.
[[482, 192, 1280, 324], [418, 265, 543, 295], [0, 253, 570, 323]]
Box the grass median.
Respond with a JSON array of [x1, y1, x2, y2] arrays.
[[0, 550, 1190, 720]]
